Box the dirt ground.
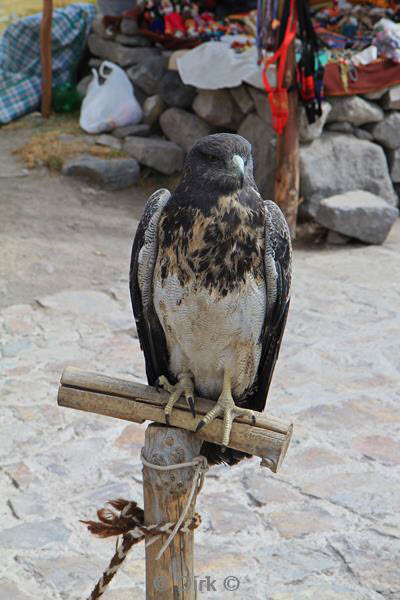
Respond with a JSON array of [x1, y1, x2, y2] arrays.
[[0, 126, 149, 308]]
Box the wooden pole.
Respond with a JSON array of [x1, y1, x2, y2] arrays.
[[40, 0, 53, 118], [274, 40, 300, 239], [142, 424, 202, 599], [58, 367, 293, 472]]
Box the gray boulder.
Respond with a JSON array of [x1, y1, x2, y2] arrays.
[[247, 86, 272, 125], [300, 102, 331, 143], [143, 95, 166, 127], [112, 123, 150, 139], [353, 128, 374, 141], [115, 33, 152, 47], [159, 71, 196, 109], [372, 112, 400, 150], [91, 15, 115, 39], [95, 134, 122, 150], [363, 88, 387, 101], [192, 89, 237, 128], [395, 183, 400, 205], [87, 34, 159, 67], [382, 85, 400, 110], [127, 56, 167, 96], [316, 190, 399, 245], [326, 96, 384, 126], [160, 108, 213, 153], [388, 148, 400, 183], [238, 113, 276, 201], [120, 17, 139, 35], [300, 133, 397, 217], [326, 122, 354, 134], [124, 137, 184, 174], [230, 85, 255, 115], [62, 155, 140, 190]]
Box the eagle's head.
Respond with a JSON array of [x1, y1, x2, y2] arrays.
[[182, 133, 255, 194]]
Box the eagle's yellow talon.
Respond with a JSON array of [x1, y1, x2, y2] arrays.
[[197, 369, 254, 447], [157, 372, 195, 423]]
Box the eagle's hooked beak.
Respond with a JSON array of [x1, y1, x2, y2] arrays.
[[231, 154, 245, 188]]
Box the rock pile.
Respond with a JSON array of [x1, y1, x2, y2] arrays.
[[316, 190, 399, 245], [78, 16, 400, 243]]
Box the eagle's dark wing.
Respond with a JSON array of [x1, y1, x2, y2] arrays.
[[129, 188, 171, 386], [244, 199, 292, 413]]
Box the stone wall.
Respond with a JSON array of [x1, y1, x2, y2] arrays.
[[81, 17, 400, 228]]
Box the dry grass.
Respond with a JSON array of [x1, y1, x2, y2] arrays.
[[0, 0, 95, 32], [2, 111, 82, 133], [11, 113, 128, 172], [14, 131, 127, 171]]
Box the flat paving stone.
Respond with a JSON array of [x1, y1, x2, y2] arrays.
[[0, 581, 34, 600], [0, 519, 70, 548]]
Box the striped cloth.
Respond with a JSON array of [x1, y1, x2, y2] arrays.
[[0, 3, 96, 124]]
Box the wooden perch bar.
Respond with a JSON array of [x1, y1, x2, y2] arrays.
[[58, 367, 293, 472]]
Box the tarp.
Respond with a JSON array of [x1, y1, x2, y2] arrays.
[[0, 3, 96, 124]]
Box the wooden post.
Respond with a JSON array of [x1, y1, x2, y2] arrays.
[[40, 0, 53, 118], [142, 424, 202, 599], [274, 40, 300, 239]]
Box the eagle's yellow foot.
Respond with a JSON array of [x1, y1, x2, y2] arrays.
[[195, 369, 256, 448], [156, 372, 196, 425]]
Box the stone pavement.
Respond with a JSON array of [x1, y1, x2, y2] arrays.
[[1, 150, 400, 598]]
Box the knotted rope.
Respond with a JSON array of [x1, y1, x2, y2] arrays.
[[82, 455, 208, 600]]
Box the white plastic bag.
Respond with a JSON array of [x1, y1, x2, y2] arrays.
[[80, 60, 143, 133]]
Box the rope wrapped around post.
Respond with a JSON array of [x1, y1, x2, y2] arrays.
[[82, 455, 208, 600]]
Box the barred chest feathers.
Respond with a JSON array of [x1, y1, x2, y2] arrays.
[[153, 194, 266, 401]]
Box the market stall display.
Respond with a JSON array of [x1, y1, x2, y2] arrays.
[[1, 0, 399, 239]]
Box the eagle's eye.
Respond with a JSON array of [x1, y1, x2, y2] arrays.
[[207, 155, 220, 163]]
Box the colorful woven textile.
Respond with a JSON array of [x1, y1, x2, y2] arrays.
[[0, 3, 95, 124], [324, 58, 400, 95], [347, 0, 393, 8]]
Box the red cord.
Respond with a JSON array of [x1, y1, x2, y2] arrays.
[[261, 0, 297, 134]]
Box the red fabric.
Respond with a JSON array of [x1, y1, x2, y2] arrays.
[[262, 0, 297, 134], [324, 59, 400, 96], [164, 12, 186, 35]]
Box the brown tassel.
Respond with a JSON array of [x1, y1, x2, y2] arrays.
[[82, 498, 202, 600]]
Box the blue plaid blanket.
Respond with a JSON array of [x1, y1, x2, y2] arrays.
[[0, 3, 96, 124]]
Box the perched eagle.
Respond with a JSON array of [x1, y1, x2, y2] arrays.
[[130, 133, 291, 466]]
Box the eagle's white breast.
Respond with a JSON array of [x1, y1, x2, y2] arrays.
[[153, 271, 266, 400]]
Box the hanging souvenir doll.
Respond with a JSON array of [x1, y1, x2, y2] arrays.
[[182, 1, 198, 37], [143, 0, 164, 34], [162, 0, 186, 36], [172, 1, 188, 37]]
